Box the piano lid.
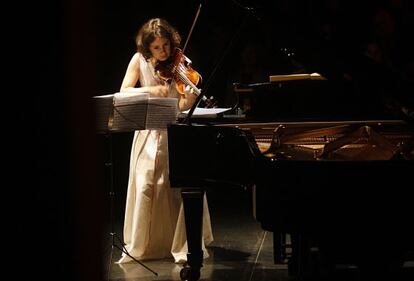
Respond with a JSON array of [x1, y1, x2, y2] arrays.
[[232, 72, 413, 123]]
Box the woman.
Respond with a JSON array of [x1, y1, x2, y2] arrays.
[[117, 18, 213, 264]]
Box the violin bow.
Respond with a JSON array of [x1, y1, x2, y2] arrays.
[[181, 2, 209, 125], [182, 3, 202, 54]]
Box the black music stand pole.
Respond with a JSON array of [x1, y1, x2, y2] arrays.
[[94, 85, 179, 279]]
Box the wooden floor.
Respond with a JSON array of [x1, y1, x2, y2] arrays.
[[102, 186, 414, 281]]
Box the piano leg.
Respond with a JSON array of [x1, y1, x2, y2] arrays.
[[273, 232, 290, 264], [180, 188, 204, 281], [288, 233, 312, 278]]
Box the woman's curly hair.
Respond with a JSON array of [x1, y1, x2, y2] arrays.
[[135, 18, 181, 60]]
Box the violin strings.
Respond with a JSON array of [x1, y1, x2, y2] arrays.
[[175, 69, 207, 101], [172, 54, 209, 102], [175, 65, 200, 95], [177, 67, 198, 93]]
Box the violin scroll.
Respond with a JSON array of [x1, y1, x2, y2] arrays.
[[202, 96, 218, 108]]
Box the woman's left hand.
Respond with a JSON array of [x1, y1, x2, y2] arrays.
[[183, 85, 197, 97]]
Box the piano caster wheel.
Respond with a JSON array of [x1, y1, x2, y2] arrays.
[[180, 266, 200, 281]]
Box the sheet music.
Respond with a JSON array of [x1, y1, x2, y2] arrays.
[[93, 94, 114, 133], [269, 72, 326, 82], [180, 107, 232, 118], [93, 92, 179, 132]]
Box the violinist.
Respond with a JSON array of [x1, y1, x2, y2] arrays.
[[117, 18, 213, 264]]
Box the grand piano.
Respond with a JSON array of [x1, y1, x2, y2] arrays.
[[167, 75, 414, 280]]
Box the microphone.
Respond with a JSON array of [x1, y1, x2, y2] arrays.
[[244, 6, 261, 21], [230, 0, 261, 21]]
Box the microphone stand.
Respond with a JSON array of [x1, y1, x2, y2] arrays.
[[182, 3, 256, 125], [173, 3, 261, 280]]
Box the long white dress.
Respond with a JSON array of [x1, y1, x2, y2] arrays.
[[117, 53, 214, 263]]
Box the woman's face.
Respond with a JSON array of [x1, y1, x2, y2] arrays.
[[149, 36, 171, 62]]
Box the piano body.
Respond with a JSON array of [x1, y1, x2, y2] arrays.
[[167, 78, 414, 280]]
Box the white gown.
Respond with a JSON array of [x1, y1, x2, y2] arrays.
[[117, 53, 214, 263]]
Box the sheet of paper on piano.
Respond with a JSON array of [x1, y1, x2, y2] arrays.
[[269, 72, 326, 82], [180, 107, 232, 118]]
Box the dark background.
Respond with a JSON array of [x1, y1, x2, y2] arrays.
[[95, 0, 414, 113], [11, 0, 413, 280]]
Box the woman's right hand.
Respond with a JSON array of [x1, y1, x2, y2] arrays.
[[150, 85, 169, 97]]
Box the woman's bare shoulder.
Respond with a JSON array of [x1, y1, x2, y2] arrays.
[[130, 52, 143, 64], [125, 52, 144, 72]]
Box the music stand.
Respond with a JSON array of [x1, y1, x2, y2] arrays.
[[93, 93, 179, 277]]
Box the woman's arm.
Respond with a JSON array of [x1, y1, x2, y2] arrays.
[[120, 53, 141, 92], [178, 86, 198, 111]]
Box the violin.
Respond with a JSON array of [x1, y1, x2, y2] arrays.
[[155, 48, 216, 107]]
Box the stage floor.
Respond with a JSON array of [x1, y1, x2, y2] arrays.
[[105, 186, 413, 281]]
